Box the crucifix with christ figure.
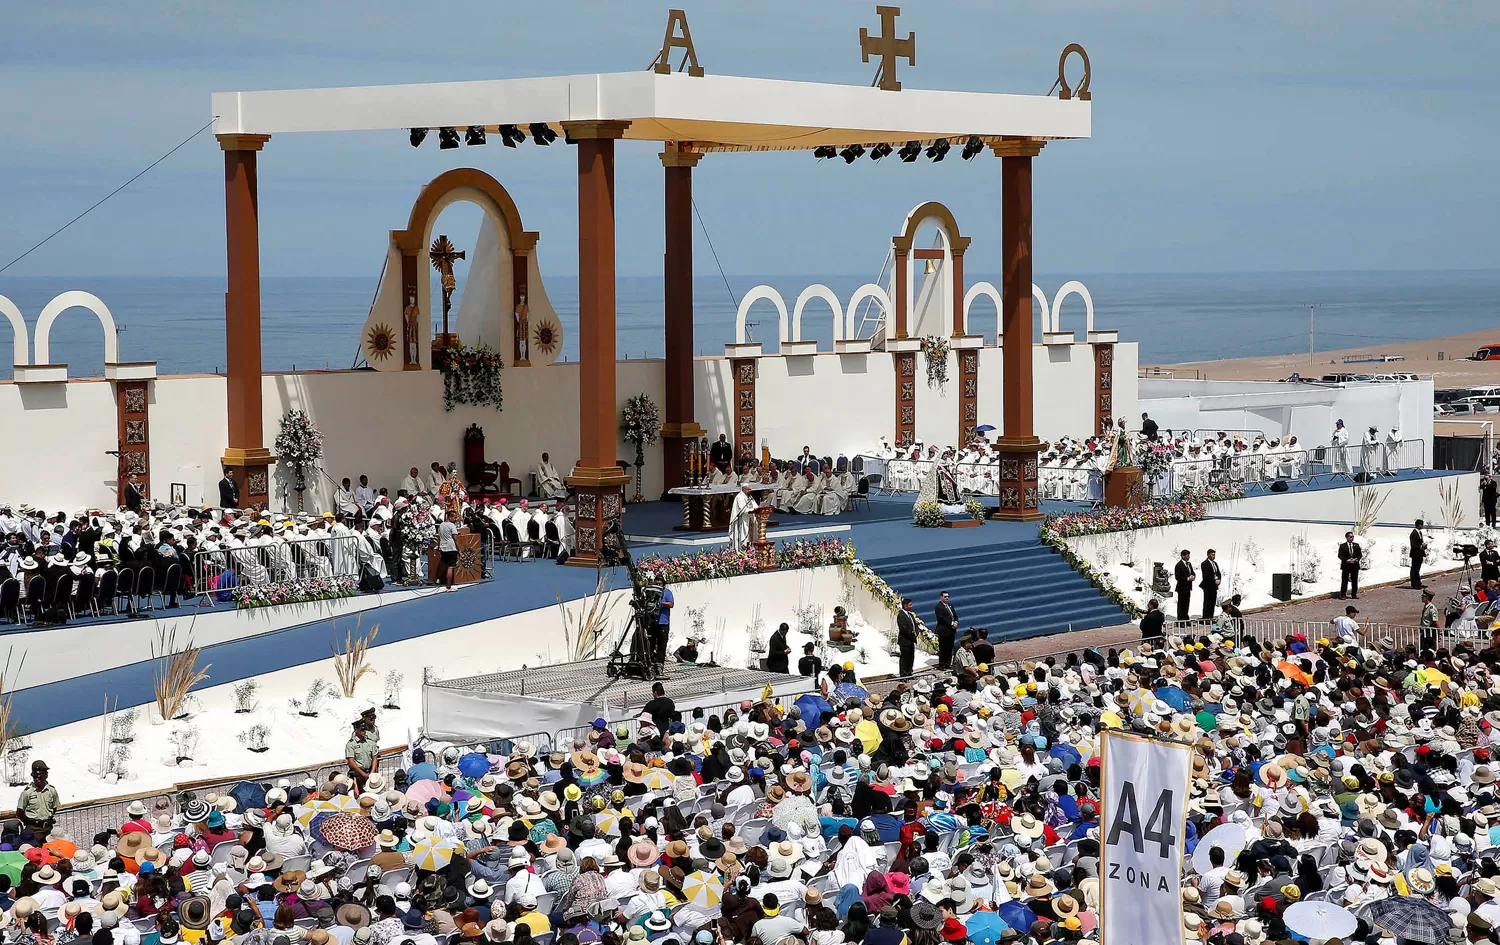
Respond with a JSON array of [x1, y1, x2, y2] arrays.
[[430, 233, 465, 362]]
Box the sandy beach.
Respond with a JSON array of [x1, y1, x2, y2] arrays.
[[1149, 327, 1500, 388]]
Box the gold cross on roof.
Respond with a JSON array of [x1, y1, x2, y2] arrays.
[[860, 5, 915, 92]]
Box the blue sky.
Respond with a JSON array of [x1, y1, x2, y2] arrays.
[[1, 0, 1496, 279]]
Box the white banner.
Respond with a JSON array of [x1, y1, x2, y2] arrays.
[[421, 685, 606, 744], [1100, 731, 1191, 945]]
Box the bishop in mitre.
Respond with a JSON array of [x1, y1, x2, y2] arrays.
[[728, 483, 758, 552], [536, 452, 567, 500]]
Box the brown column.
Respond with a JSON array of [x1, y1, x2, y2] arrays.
[[116, 381, 151, 505], [893, 250, 909, 338], [219, 134, 276, 510], [894, 352, 916, 447], [1094, 343, 1115, 435], [564, 120, 632, 566], [991, 138, 1045, 521], [660, 144, 705, 495], [951, 249, 967, 336]]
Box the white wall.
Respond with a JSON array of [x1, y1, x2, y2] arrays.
[[0, 341, 1139, 510], [1210, 471, 1478, 527]]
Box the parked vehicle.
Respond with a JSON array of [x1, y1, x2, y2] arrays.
[[1470, 344, 1500, 361]]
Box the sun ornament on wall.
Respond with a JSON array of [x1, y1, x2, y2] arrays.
[[532, 318, 561, 358], [365, 323, 397, 362]]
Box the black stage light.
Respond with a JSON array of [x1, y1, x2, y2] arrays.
[[437, 127, 460, 150], [839, 144, 866, 164], [870, 142, 893, 161], [409, 128, 428, 148], [813, 145, 838, 160], [464, 126, 486, 146], [529, 123, 558, 145], [498, 124, 527, 147], [925, 137, 951, 161], [898, 141, 921, 163], [961, 136, 984, 160]]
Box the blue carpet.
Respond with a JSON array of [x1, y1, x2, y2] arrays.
[[863, 539, 1132, 642]]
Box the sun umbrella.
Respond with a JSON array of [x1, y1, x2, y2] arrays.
[[641, 768, 675, 791], [964, 911, 1009, 945], [228, 780, 267, 812], [405, 780, 448, 806], [1424, 668, 1451, 686], [834, 681, 870, 702], [322, 794, 363, 813], [293, 804, 331, 828], [1368, 896, 1451, 943], [1276, 661, 1313, 686], [974, 425, 996, 433], [1191, 823, 1248, 876], [408, 838, 456, 871], [794, 694, 836, 730], [682, 870, 724, 909], [594, 810, 623, 836], [319, 812, 379, 852], [457, 752, 491, 778], [0, 851, 27, 883], [1154, 685, 1193, 712], [1284, 901, 1357, 940]]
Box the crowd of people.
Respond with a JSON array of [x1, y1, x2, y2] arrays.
[[15, 615, 1500, 945]]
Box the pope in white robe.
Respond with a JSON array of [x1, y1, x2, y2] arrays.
[[728, 485, 758, 552], [536, 452, 567, 500]]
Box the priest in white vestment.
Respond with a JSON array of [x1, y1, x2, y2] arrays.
[[728, 484, 758, 552], [536, 452, 567, 500], [400, 467, 426, 497], [1383, 426, 1402, 473]]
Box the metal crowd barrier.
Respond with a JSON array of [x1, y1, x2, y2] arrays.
[[190, 534, 364, 596]]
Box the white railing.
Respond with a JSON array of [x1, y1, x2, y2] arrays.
[[189, 534, 364, 597]]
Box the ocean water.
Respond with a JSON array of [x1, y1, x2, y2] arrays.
[[0, 269, 1497, 381]]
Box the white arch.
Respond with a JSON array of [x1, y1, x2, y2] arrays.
[[0, 295, 29, 366], [791, 284, 845, 344], [734, 286, 789, 346], [846, 283, 893, 339], [962, 282, 1002, 338], [34, 290, 118, 365], [1033, 284, 1053, 333], [1050, 280, 1095, 336]]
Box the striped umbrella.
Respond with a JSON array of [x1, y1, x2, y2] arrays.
[[594, 810, 623, 837], [682, 870, 723, 909], [641, 769, 676, 791], [1367, 896, 1450, 943], [408, 838, 457, 871]]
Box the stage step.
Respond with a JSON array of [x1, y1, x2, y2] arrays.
[[864, 539, 1133, 644]]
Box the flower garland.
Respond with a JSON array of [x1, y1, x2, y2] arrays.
[[232, 575, 357, 610], [441, 343, 504, 412], [839, 557, 939, 653], [919, 335, 950, 390], [1037, 528, 1143, 618], [913, 501, 946, 528], [273, 410, 324, 486], [620, 394, 661, 502], [637, 538, 852, 585], [1043, 497, 1210, 539]]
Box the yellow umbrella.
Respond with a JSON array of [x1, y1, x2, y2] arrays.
[[323, 794, 363, 813], [594, 810, 623, 836], [1424, 668, 1450, 687], [682, 870, 724, 909], [999, 767, 1023, 791], [641, 768, 676, 791], [855, 720, 883, 756], [408, 838, 455, 871], [293, 801, 341, 828]]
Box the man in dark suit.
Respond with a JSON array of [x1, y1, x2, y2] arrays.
[[896, 597, 919, 677], [218, 467, 240, 509], [1337, 530, 1362, 599], [1139, 598, 1165, 638], [1173, 550, 1195, 622], [123, 474, 145, 513], [1409, 519, 1427, 590], [934, 591, 958, 670], [1141, 412, 1159, 441], [1483, 473, 1498, 527], [1482, 539, 1500, 585], [708, 434, 733, 473], [1199, 549, 1222, 619]]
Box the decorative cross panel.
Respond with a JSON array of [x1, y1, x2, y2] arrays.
[[895, 352, 917, 447], [992, 443, 1043, 521], [732, 359, 757, 465], [116, 381, 150, 503], [958, 351, 980, 444], [1094, 342, 1115, 436]]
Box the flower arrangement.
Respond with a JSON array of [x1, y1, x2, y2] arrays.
[[1190, 484, 1246, 503], [620, 394, 661, 502], [839, 557, 938, 653], [919, 335, 950, 390], [1043, 497, 1209, 538], [638, 538, 852, 585], [231, 575, 358, 609], [964, 499, 987, 522], [274, 410, 324, 508], [1037, 528, 1143, 618], [441, 343, 505, 411], [913, 501, 946, 528]]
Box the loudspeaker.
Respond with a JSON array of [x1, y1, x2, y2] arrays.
[[1269, 480, 1290, 492], [1271, 573, 1293, 601], [1353, 471, 1375, 483]]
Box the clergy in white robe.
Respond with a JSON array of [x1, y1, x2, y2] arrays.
[[794, 472, 832, 515], [360, 525, 390, 580], [1383, 427, 1402, 473], [426, 463, 447, 496], [824, 471, 855, 515], [778, 472, 810, 512], [400, 467, 426, 497], [536, 452, 567, 500], [553, 506, 575, 556], [1360, 427, 1379, 474], [1331, 421, 1351, 473], [728, 485, 758, 552]]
